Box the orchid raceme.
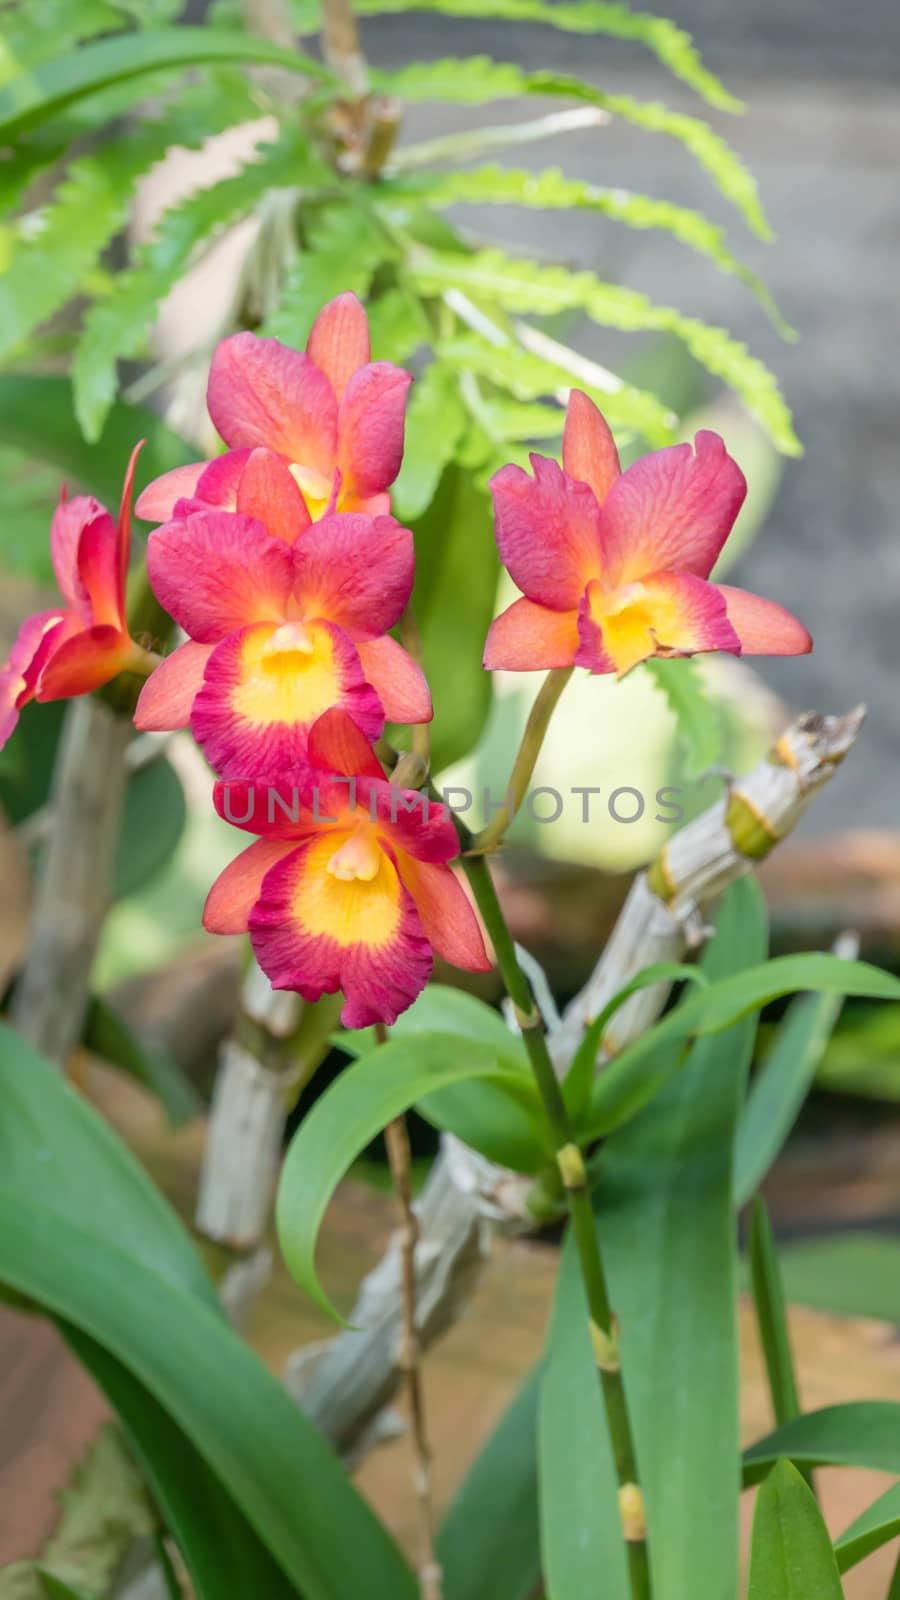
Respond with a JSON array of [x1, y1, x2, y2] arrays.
[[0, 444, 153, 750], [204, 710, 490, 1027], [134, 505, 430, 778], [135, 294, 411, 530], [484, 390, 812, 678]]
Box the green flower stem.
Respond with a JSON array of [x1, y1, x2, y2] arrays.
[[461, 849, 652, 1600], [468, 666, 573, 854]]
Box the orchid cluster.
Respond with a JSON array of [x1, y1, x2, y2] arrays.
[[0, 292, 812, 1029]]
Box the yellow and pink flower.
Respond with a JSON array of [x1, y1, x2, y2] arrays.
[[204, 710, 490, 1027], [135, 293, 411, 529], [0, 445, 149, 749], [484, 390, 812, 678], [134, 504, 430, 777]]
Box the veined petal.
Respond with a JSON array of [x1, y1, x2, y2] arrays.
[[716, 584, 812, 656], [576, 570, 740, 677], [213, 777, 325, 839], [249, 833, 433, 1028], [355, 636, 432, 724], [50, 492, 99, 618], [36, 624, 134, 699], [77, 507, 125, 629], [291, 512, 414, 639], [0, 609, 68, 749], [236, 447, 311, 545], [395, 854, 491, 972], [483, 598, 579, 672], [562, 390, 621, 505], [135, 463, 205, 522], [134, 639, 213, 730], [207, 332, 338, 473], [337, 362, 411, 497], [597, 430, 747, 587], [367, 777, 460, 865], [306, 293, 370, 400], [203, 837, 297, 934], [490, 455, 602, 610], [194, 449, 254, 510], [307, 706, 385, 780], [147, 512, 294, 643], [192, 619, 384, 779]]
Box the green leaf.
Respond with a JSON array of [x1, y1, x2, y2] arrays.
[[0, 374, 194, 508], [262, 204, 391, 347], [410, 246, 800, 455], [36, 1577, 92, 1600], [744, 1403, 900, 1484], [384, 165, 789, 334], [538, 1241, 628, 1600], [409, 463, 499, 770], [586, 954, 900, 1139], [276, 1032, 546, 1319], [748, 1198, 803, 1430], [0, 1023, 417, 1600], [0, 26, 334, 140], [375, 59, 770, 239], [643, 656, 723, 776], [73, 128, 321, 441], [437, 1369, 542, 1600], [835, 1479, 900, 1574], [115, 754, 188, 898], [590, 877, 767, 1600], [734, 980, 849, 1208], [563, 960, 708, 1125], [360, 0, 741, 112], [81, 994, 201, 1128], [392, 362, 468, 522], [367, 284, 431, 364], [436, 332, 675, 448], [747, 1460, 844, 1600]]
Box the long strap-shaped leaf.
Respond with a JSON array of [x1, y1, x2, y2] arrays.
[[747, 1460, 844, 1599], [744, 1402, 900, 1485]]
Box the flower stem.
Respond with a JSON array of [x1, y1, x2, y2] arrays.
[[468, 667, 573, 855], [460, 854, 652, 1600], [374, 1023, 442, 1600]]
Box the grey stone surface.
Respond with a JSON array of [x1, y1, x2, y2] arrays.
[[363, 9, 900, 832]]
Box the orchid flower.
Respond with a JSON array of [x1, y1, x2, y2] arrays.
[[0, 444, 151, 750], [135, 294, 411, 529], [484, 391, 812, 678], [204, 710, 490, 1027], [134, 506, 430, 777]]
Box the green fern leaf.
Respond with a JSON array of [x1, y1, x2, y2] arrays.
[[261, 205, 393, 346], [72, 129, 319, 442], [392, 361, 468, 521], [644, 656, 722, 775], [436, 332, 675, 446], [474, 396, 565, 441], [375, 58, 770, 239], [382, 165, 790, 335], [356, 0, 741, 112], [413, 248, 800, 454], [367, 284, 431, 362]]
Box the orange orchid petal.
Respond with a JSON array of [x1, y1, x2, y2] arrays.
[[395, 854, 491, 972], [483, 597, 580, 672], [716, 585, 812, 656], [236, 447, 311, 544], [134, 639, 214, 731], [203, 837, 297, 934], [355, 636, 432, 724], [135, 463, 205, 523]]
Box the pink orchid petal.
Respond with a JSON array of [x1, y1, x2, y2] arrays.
[[291, 511, 414, 639], [249, 835, 433, 1028], [483, 598, 580, 672], [133, 640, 214, 731], [77, 507, 125, 629], [0, 609, 69, 749], [716, 585, 812, 656], [355, 636, 432, 724], [364, 777, 460, 865], [36, 624, 133, 700], [50, 492, 100, 619], [597, 430, 747, 587], [207, 332, 338, 473], [147, 511, 294, 643], [135, 463, 206, 523], [306, 293, 371, 400], [490, 455, 603, 610], [203, 837, 298, 934], [576, 570, 741, 677], [395, 854, 491, 972], [236, 447, 311, 544], [562, 390, 621, 505], [192, 620, 384, 780], [337, 362, 412, 497], [212, 778, 321, 839], [115, 440, 142, 606], [194, 449, 254, 509]]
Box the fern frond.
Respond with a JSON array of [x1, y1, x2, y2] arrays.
[[412, 248, 800, 454], [381, 165, 791, 335], [72, 129, 319, 442], [356, 0, 741, 112], [261, 206, 393, 346], [644, 656, 722, 775], [374, 58, 770, 239], [392, 360, 469, 520]]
